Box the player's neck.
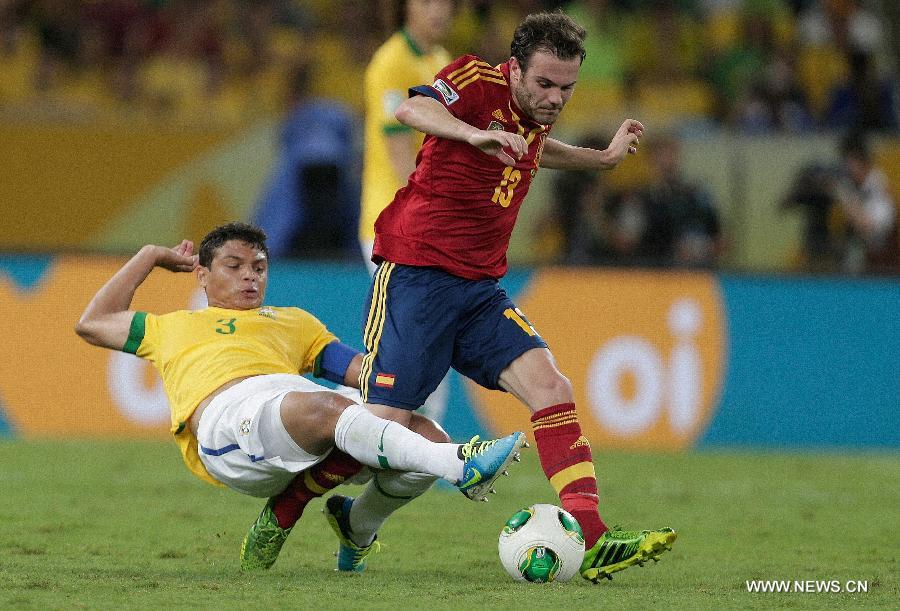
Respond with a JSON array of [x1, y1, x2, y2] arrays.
[[403, 26, 434, 54]]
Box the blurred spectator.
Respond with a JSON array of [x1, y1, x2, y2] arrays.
[[308, 0, 380, 112], [541, 132, 723, 268], [781, 161, 842, 272], [797, 0, 886, 55], [824, 49, 898, 133], [539, 134, 617, 264], [564, 0, 626, 89], [137, 2, 222, 120], [541, 134, 673, 267], [640, 134, 723, 267], [30, 0, 81, 91], [707, 2, 784, 123], [252, 63, 360, 260], [598, 190, 674, 266], [623, 1, 715, 130], [832, 133, 898, 274], [733, 46, 815, 133]]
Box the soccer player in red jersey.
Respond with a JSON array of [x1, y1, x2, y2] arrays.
[[334, 11, 677, 582]]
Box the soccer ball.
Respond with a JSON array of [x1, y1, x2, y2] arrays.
[[498, 503, 585, 583]]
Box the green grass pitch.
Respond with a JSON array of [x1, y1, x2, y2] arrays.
[[1, 440, 896, 609]]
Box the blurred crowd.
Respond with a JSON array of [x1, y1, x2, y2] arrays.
[[537, 132, 725, 269], [1, 0, 897, 273], [1, 0, 897, 133], [782, 132, 898, 274]]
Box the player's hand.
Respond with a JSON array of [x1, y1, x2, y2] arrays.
[[156, 241, 199, 273], [468, 130, 527, 166], [605, 119, 644, 166]]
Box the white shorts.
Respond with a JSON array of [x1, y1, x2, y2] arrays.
[[197, 374, 332, 497]]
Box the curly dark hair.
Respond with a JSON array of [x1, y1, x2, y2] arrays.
[[198, 222, 268, 268], [510, 10, 586, 72]]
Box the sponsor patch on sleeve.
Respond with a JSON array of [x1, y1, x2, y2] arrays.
[[432, 79, 459, 105]]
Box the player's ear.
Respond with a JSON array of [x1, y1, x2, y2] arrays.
[[197, 265, 209, 288], [509, 57, 522, 80]]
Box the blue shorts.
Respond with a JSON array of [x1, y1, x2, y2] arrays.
[[359, 262, 548, 410]]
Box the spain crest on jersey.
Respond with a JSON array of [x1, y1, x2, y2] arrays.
[[488, 120, 505, 131]]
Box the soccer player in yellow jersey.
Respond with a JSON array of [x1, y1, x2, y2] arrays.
[[75, 222, 526, 571], [359, 0, 454, 273]]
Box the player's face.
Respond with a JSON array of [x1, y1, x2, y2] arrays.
[[408, 0, 453, 43], [510, 51, 580, 125], [199, 240, 268, 310], [845, 155, 867, 185]]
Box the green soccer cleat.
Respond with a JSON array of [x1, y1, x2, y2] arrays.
[[580, 527, 677, 582], [324, 495, 381, 573], [239, 498, 292, 571], [456, 432, 528, 502]]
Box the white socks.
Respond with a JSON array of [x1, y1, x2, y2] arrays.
[[333, 404, 461, 483], [348, 471, 438, 547]]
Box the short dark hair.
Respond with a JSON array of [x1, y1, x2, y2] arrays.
[[840, 132, 871, 163], [510, 10, 586, 72], [198, 222, 268, 268], [397, 0, 408, 29]]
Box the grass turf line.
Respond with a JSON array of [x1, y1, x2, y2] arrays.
[[0, 439, 896, 609]]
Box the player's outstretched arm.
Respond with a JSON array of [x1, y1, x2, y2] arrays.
[[395, 96, 526, 166], [541, 119, 644, 170], [75, 241, 198, 351]]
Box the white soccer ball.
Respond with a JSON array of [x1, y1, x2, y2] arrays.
[[498, 503, 585, 583]]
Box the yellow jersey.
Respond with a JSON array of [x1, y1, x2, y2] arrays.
[[360, 30, 451, 242], [125, 305, 337, 485]]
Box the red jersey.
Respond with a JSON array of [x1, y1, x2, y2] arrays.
[[372, 55, 550, 280]]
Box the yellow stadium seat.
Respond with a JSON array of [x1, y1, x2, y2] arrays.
[[797, 46, 848, 116], [637, 79, 715, 121], [309, 34, 365, 112]]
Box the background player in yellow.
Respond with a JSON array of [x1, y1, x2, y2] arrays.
[[74, 221, 526, 571], [360, 0, 454, 273]]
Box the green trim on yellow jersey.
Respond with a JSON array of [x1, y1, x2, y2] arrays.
[[313, 348, 325, 378], [383, 123, 414, 135], [123, 311, 146, 354], [401, 29, 424, 57]]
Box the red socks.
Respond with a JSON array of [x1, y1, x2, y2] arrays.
[[530, 403, 607, 547], [271, 450, 362, 528]]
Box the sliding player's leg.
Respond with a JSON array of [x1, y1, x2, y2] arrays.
[[323, 413, 446, 572], [244, 405, 454, 571], [241, 449, 362, 570], [197, 375, 522, 571], [323, 470, 437, 572]]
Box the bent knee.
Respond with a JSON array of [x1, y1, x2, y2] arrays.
[[525, 371, 574, 409], [408, 412, 450, 443], [535, 371, 573, 400], [280, 390, 354, 431]]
